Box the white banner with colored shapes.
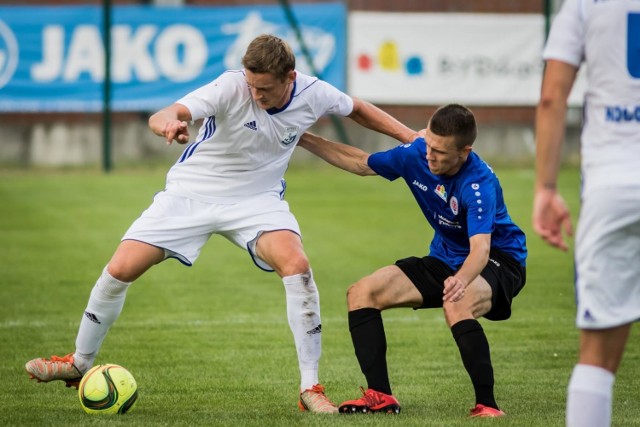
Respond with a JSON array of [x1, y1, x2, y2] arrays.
[[348, 12, 586, 106]]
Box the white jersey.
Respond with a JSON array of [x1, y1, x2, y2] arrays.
[[543, 0, 640, 190], [165, 70, 354, 202]]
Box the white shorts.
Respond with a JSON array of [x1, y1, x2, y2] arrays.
[[575, 185, 640, 329], [122, 190, 301, 271]]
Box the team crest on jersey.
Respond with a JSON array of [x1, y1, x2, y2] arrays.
[[280, 126, 298, 145], [435, 184, 447, 201], [449, 196, 459, 215]]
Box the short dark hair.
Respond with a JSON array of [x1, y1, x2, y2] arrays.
[[428, 104, 477, 149], [241, 34, 296, 82]]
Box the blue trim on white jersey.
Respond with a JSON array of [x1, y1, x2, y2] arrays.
[[178, 116, 216, 163], [279, 179, 287, 199], [294, 78, 320, 97]]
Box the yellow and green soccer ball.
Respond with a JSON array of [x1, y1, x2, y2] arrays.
[[78, 364, 138, 414]]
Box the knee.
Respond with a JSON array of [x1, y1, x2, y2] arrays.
[[346, 281, 374, 310], [277, 254, 310, 277], [106, 261, 137, 283], [107, 261, 134, 282], [443, 301, 473, 327]]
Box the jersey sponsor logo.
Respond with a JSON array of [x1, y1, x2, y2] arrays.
[[437, 214, 462, 229], [280, 126, 298, 145], [449, 196, 459, 215], [412, 179, 428, 191], [306, 324, 322, 335], [243, 120, 257, 131], [435, 184, 447, 201], [605, 105, 640, 123]]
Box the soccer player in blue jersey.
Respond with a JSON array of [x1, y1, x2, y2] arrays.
[[299, 104, 527, 417]]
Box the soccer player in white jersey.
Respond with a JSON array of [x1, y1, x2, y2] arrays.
[[24, 34, 416, 414], [534, 1, 640, 425]]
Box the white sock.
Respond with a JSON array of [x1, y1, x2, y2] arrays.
[[283, 270, 321, 392], [567, 364, 615, 427], [73, 267, 130, 373]]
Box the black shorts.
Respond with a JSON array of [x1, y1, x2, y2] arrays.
[[395, 248, 526, 321]]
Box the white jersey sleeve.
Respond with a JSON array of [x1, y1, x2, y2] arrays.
[[542, 0, 585, 67], [301, 78, 354, 117], [176, 71, 243, 121], [543, 0, 640, 190]]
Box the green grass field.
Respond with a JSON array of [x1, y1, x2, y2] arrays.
[[1, 164, 638, 426]]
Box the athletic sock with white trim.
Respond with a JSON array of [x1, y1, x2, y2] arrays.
[[567, 364, 614, 427], [73, 267, 131, 373], [283, 270, 321, 392]]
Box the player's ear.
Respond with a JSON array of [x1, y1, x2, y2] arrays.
[[287, 70, 296, 83]]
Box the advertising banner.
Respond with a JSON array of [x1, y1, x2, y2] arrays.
[[348, 12, 585, 106], [0, 4, 346, 112]]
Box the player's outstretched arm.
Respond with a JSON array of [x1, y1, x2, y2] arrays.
[[348, 98, 419, 143], [298, 132, 376, 176], [148, 103, 193, 145]]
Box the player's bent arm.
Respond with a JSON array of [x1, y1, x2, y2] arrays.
[[348, 97, 418, 143], [443, 233, 491, 302], [456, 233, 491, 287], [148, 103, 193, 145], [298, 132, 376, 176]]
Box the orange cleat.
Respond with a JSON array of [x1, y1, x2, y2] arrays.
[[25, 353, 83, 389], [298, 384, 338, 414]]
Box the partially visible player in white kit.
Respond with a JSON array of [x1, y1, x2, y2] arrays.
[[24, 34, 417, 414], [533, 1, 640, 426]]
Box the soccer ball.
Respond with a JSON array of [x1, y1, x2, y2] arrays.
[[78, 364, 138, 414]]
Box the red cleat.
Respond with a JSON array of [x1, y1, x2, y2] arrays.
[[339, 386, 401, 414], [469, 404, 506, 418]]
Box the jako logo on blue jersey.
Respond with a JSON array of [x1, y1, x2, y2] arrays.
[[412, 179, 428, 191]]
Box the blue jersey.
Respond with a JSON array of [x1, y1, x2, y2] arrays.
[[368, 138, 527, 269]]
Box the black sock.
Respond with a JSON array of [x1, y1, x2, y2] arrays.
[[348, 308, 392, 395], [451, 319, 498, 409]]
